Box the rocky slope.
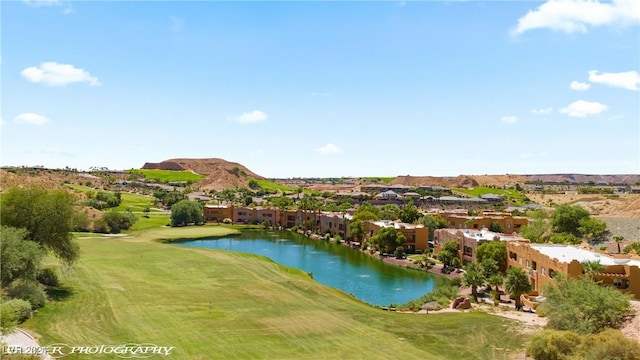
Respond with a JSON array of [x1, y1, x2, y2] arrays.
[[142, 158, 265, 191]]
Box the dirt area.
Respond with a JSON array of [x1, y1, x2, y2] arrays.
[[622, 301, 640, 343], [527, 193, 640, 218]]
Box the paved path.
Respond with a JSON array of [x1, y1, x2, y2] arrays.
[[1, 328, 53, 359]]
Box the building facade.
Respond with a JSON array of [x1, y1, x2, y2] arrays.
[[507, 242, 640, 300]]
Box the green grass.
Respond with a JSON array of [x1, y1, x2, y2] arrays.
[[250, 178, 296, 193], [112, 192, 157, 212], [361, 177, 396, 183], [22, 227, 527, 359], [129, 213, 171, 231], [452, 187, 530, 205], [130, 169, 205, 183]]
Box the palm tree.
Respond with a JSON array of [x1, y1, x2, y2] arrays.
[[349, 220, 365, 243], [614, 236, 624, 254], [582, 260, 605, 275], [488, 274, 504, 304], [462, 263, 485, 302], [505, 267, 531, 311]]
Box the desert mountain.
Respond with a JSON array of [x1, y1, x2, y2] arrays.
[[142, 158, 265, 191]]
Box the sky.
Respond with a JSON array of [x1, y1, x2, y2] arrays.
[[2, 0, 639, 178]]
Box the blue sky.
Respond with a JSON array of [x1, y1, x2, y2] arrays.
[[2, 0, 639, 178]]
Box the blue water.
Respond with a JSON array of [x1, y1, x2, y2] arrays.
[[178, 230, 438, 306]]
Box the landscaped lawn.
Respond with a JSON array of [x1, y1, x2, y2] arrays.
[[453, 186, 530, 206], [130, 169, 205, 183], [24, 227, 527, 359]]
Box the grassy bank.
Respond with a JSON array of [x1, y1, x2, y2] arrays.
[[24, 228, 526, 359]]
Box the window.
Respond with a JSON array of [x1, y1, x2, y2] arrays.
[[549, 269, 556, 279], [526, 260, 530, 268], [541, 267, 546, 276], [613, 279, 630, 289], [509, 252, 518, 261], [519, 258, 522, 265], [532, 261, 537, 271]]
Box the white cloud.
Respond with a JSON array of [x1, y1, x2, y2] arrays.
[[501, 116, 518, 124], [21, 62, 101, 86], [559, 100, 608, 117], [531, 107, 553, 114], [511, 0, 640, 35], [14, 113, 50, 125], [588, 70, 640, 91], [233, 110, 268, 124], [570, 81, 591, 91], [22, 0, 62, 6], [314, 143, 342, 155], [23, 0, 72, 15]]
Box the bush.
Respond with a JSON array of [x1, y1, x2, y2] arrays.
[[37, 267, 59, 287], [334, 234, 342, 242], [578, 328, 640, 360], [395, 246, 405, 259], [1, 299, 33, 323], [0, 303, 18, 333], [6, 281, 47, 308], [527, 330, 581, 360], [450, 277, 462, 288]]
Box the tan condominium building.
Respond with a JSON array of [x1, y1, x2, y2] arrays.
[[365, 220, 429, 252], [507, 242, 640, 300], [433, 228, 529, 265]]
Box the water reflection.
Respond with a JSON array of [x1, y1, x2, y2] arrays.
[[179, 230, 439, 306]]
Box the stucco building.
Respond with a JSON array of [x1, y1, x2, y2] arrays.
[[507, 242, 640, 300]]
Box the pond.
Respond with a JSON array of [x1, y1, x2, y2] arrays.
[[178, 230, 440, 306]]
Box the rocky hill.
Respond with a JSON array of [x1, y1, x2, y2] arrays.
[[142, 158, 265, 191]]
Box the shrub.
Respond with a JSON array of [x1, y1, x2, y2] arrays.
[[450, 278, 462, 288], [334, 234, 342, 242], [394, 246, 405, 259], [578, 328, 640, 360], [527, 330, 581, 360], [0, 303, 18, 333], [6, 281, 47, 308], [37, 267, 59, 287], [1, 299, 32, 322]]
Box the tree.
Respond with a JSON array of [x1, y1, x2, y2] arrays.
[[1, 185, 79, 264], [462, 262, 485, 302], [399, 201, 420, 223], [551, 204, 591, 236], [102, 211, 138, 234], [488, 274, 504, 302], [437, 241, 459, 268], [538, 274, 631, 334], [578, 217, 608, 241], [171, 200, 204, 227], [418, 214, 447, 242], [371, 227, 406, 254], [394, 246, 405, 259], [614, 236, 625, 254], [349, 220, 365, 243], [0, 226, 44, 287], [582, 260, 605, 275], [504, 267, 531, 310], [379, 204, 400, 220], [489, 222, 504, 233], [475, 241, 507, 272], [143, 207, 151, 218], [353, 202, 380, 221], [521, 213, 551, 243]]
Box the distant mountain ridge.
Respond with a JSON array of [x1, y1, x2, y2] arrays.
[[522, 174, 640, 185]]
